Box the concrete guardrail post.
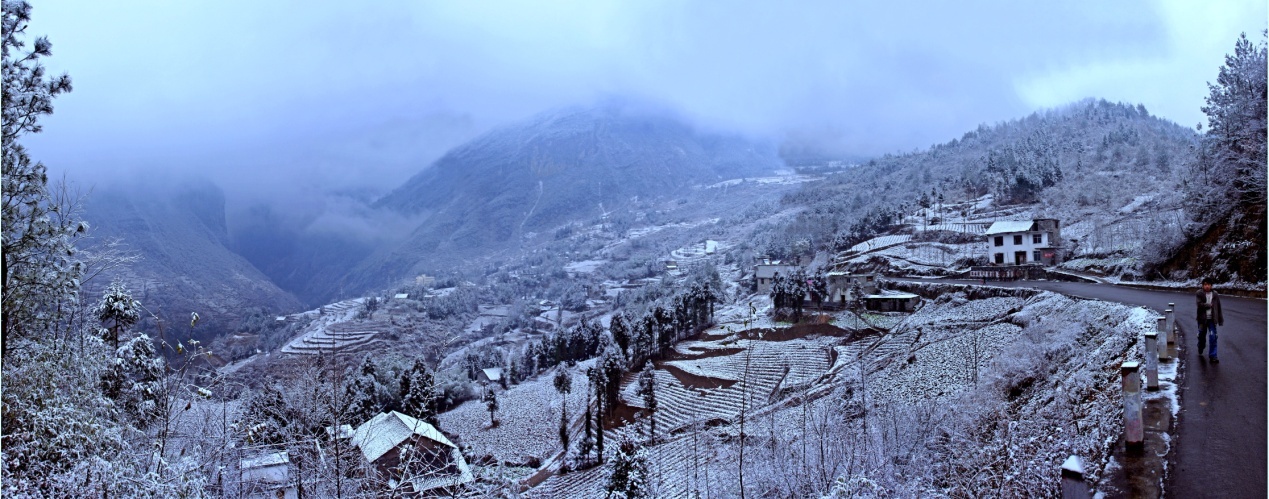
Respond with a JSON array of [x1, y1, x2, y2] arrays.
[[1061, 455, 1089, 499], [1165, 307, 1175, 344], [1144, 332, 1159, 391], [1156, 317, 1171, 360], [1122, 361, 1143, 451]]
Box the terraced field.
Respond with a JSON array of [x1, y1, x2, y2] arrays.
[[279, 299, 387, 355]]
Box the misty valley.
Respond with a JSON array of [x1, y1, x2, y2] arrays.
[[3, 2, 1266, 498]]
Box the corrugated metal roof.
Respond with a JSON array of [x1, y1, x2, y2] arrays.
[[984, 220, 1036, 235], [351, 411, 457, 465]]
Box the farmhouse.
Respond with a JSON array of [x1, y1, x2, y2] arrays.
[[351, 411, 474, 495], [985, 219, 1062, 266], [239, 451, 297, 499], [478, 367, 504, 384], [754, 259, 801, 293], [863, 290, 921, 312], [825, 272, 880, 307]]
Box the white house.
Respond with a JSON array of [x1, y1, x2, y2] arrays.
[[754, 259, 801, 294], [985, 219, 1062, 266], [825, 272, 880, 307]]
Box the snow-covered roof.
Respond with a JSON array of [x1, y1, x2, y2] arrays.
[[351, 411, 457, 465], [984, 220, 1037, 235], [241, 451, 289, 470], [240, 451, 290, 484], [481, 367, 503, 381], [865, 292, 921, 300], [754, 263, 799, 279], [394, 293, 409, 299]]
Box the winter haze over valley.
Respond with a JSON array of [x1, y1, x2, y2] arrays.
[[3, 1, 1266, 497]]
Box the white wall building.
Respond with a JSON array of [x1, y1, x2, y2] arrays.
[[985, 219, 1062, 266]]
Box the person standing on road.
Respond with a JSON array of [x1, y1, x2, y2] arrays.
[[1196, 278, 1224, 362]]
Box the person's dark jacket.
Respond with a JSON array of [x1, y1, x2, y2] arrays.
[[1196, 289, 1224, 326]]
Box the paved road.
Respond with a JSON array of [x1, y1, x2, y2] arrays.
[[908, 279, 1267, 498]]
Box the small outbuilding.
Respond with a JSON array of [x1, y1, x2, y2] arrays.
[[351, 411, 474, 495], [239, 451, 297, 499], [863, 291, 921, 312], [477, 367, 504, 384]]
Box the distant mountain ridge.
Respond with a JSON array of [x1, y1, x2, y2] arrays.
[[323, 102, 784, 296]]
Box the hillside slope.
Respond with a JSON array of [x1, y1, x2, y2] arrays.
[[82, 179, 302, 341], [341, 102, 784, 295], [764, 99, 1200, 278]]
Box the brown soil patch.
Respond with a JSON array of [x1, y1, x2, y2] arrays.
[[734, 322, 868, 342], [602, 402, 642, 430], [657, 345, 744, 362], [659, 363, 739, 390]]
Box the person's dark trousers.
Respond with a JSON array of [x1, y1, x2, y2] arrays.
[[1198, 320, 1218, 359]]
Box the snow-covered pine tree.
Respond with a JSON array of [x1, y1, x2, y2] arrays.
[[1, 0, 80, 358], [637, 362, 657, 443], [1182, 31, 1268, 281], [606, 436, 651, 499], [554, 364, 572, 452], [93, 280, 140, 349], [484, 386, 499, 426], [400, 357, 438, 425]]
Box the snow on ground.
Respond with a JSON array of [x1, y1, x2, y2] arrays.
[[845, 240, 981, 270], [1118, 194, 1155, 214], [924, 222, 990, 234], [704, 174, 820, 189], [845, 234, 912, 254], [527, 285, 1161, 497], [564, 259, 608, 274], [624, 218, 721, 241], [438, 361, 593, 467]]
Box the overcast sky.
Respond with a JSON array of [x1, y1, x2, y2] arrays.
[[22, 0, 1267, 206]]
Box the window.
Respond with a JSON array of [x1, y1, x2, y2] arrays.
[[1034, 250, 1042, 262], [1013, 235, 1023, 245], [994, 236, 1004, 247], [1033, 234, 1042, 244], [994, 253, 1004, 264]]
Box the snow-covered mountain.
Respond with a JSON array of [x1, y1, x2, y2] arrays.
[[322, 101, 785, 300]]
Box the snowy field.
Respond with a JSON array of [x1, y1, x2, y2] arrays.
[[527, 286, 1162, 497], [438, 362, 593, 467]]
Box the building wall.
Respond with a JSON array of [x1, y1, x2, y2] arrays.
[[989, 231, 1059, 265]]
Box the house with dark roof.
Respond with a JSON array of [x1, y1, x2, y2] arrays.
[[351, 411, 474, 495]]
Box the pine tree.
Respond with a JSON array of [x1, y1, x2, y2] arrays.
[[93, 281, 141, 349], [606, 436, 650, 499], [1, 0, 79, 358], [610, 313, 630, 356], [484, 387, 499, 427], [637, 362, 658, 443], [400, 358, 438, 425], [554, 364, 572, 452], [578, 390, 595, 465]]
